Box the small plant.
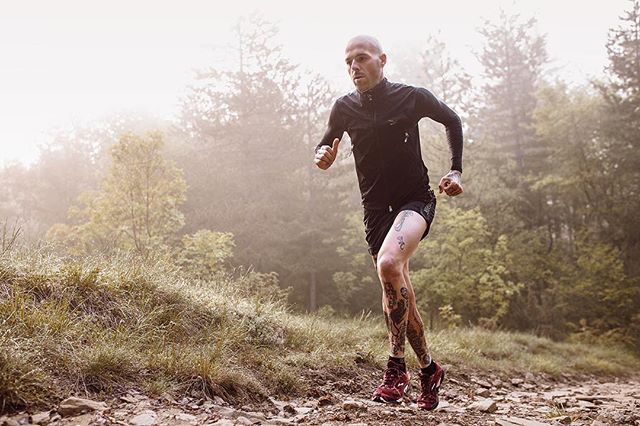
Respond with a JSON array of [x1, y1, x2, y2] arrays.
[[439, 304, 461, 329], [1, 219, 21, 255], [545, 403, 569, 421]]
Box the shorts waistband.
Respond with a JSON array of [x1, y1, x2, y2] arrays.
[[363, 189, 435, 213]]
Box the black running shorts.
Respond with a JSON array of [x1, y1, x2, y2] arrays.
[[363, 190, 437, 257]]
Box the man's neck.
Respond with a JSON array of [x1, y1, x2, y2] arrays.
[[358, 76, 386, 93]]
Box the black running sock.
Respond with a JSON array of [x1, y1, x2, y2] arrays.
[[389, 356, 405, 364], [389, 356, 406, 371], [421, 361, 436, 375]]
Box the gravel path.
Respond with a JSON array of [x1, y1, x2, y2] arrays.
[[2, 369, 638, 426]]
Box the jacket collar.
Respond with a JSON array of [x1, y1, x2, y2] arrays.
[[358, 77, 388, 106]]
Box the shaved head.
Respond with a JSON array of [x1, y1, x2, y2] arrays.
[[344, 35, 386, 92], [346, 35, 384, 55]]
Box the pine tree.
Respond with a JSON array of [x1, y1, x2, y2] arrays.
[[599, 0, 640, 270], [470, 11, 548, 236]]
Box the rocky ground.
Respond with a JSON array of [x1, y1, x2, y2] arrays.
[[2, 367, 639, 426]]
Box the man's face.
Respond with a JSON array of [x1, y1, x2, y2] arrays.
[[344, 40, 386, 92]]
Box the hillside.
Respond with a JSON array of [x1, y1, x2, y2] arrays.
[[1, 251, 639, 425]]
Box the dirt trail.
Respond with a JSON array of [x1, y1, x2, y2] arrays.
[[2, 368, 639, 426]]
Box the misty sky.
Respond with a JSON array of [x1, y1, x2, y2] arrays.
[[0, 0, 630, 166]]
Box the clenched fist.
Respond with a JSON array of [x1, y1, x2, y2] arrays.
[[314, 138, 341, 170], [438, 170, 463, 197]]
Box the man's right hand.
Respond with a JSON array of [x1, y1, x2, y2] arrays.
[[314, 138, 341, 170]]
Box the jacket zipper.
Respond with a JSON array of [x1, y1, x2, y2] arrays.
[[369, 96, 392, 213]]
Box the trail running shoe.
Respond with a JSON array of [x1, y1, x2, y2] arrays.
[[372, 359, 410, 403], [417, 361, 445, 410]]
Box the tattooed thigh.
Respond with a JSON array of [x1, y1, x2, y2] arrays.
[[378, 210, 427, 262]]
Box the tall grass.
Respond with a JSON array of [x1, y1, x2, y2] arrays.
[[1, 249, 638, 413]]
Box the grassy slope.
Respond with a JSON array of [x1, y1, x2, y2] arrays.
[[1, 251, 638, 413]]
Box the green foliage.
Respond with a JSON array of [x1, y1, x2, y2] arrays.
[[438, 304, 461, 329], [468, 10, 550, 241], [412, 202, 521, 328], [529, 61, 640, 345], [475, 11, 547, 173], [331, 212, 379, 314], [559, 238, 639, 342], [232, 269, 290, 303], [174, 15, 350, 311], [0, 114, 164, 241], [1, 9, 639, 358], [597, 0, 640, 269], [177, 230, 235, 278], [604, 0, 640, 100], [47, 131, 186, 257], [533, 83, 613, 247]]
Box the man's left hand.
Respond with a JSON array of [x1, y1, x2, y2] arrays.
[[438, 170, 463, 197]]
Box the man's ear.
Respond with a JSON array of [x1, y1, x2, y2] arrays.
[[379, 52, 387, 67]]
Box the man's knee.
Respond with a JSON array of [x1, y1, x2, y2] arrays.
[[377, 253, 404, 279]]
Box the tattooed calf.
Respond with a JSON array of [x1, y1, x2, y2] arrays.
[[406, 308, 431, 366], [400, 287, 408, 299], [389, 296, 407, 324], [384, 284, 410, 357], [391, 323, 407, 356], [383, 282, 397, 306]]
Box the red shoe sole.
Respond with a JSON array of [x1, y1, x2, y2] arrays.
[[372, 382, 410, 404]]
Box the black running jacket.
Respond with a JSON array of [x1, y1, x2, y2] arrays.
[[316, 78, 463, 210]]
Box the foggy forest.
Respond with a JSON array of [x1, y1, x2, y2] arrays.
[[2, 6, 639, 348], [1, 2, 640, 423]]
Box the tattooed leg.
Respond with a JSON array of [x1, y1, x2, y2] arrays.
[[394, 210, 414, 233], [376, 210, 427, 359], [374, 255, 398, 351], [403, 262, 431, 367], [381, 280, 409, 357]]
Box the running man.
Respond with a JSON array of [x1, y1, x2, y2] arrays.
[[314, 35, 463, 410]]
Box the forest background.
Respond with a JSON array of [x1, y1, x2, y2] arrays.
[[2, 1, 639, 354]]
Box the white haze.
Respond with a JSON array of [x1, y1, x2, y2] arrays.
[[0, 0, 629, 166]]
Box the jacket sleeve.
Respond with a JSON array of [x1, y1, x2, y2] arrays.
[[414, 87, 463, 173], [315, 99, 346, 153]]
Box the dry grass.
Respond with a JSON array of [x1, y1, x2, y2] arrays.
[[1, 249, 638, 413], [427, 328, 639, 376]]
